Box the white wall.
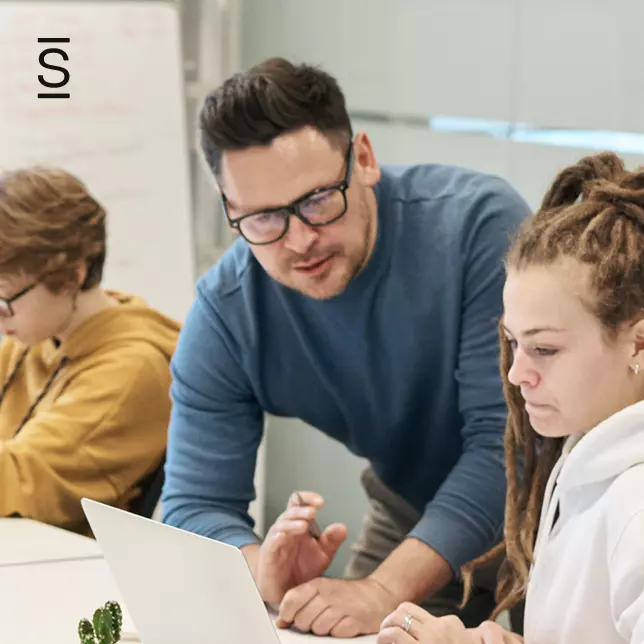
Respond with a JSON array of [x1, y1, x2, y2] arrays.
[[175, 0, 267, 532], [241, 0, 644, 133], [240, 0, 644, 574]]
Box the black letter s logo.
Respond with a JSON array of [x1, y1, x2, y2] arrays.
[[38, 48, 70, 88]]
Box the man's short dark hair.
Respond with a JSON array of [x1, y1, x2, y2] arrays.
[[199, 57, 353, 177]]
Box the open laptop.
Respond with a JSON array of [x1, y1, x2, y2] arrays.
[[81, 498, 282, 644]]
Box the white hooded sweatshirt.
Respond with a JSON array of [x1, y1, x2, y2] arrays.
[[524, 401, 644, 643]]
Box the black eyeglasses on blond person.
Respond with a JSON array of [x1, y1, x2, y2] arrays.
[[220, 145, 354, 246], [0, 282, 36, 318]]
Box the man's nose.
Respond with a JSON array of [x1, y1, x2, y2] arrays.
[[283, 215, 319, 255]]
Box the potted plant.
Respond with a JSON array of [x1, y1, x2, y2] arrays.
[[78, 600, 123, 644]]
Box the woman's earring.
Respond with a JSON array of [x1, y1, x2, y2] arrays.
[[631, 363, 641, 376]]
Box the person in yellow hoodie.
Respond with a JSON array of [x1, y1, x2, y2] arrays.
[[0, 166, 180, 535]]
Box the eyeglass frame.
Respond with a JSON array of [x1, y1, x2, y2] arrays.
[[219, 143, 355, 246], [0, 282, 37, 318]]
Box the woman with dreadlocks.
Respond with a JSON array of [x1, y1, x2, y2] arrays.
[[0, 167, 180, 535], [378, 151, 644, 644]]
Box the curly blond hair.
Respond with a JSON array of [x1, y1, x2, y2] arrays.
[[0, 167, 106, 291]]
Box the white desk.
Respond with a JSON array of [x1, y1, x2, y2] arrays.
[[1, 556, 377, 643], [0, 558, 137, 644], [0, 518, 102, 566], [0, 519, 376, 643]]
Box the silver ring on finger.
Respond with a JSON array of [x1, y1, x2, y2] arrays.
[[402, 614, 414, 634]]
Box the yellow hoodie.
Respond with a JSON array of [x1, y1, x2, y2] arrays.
[[0, 291, 180, 534]]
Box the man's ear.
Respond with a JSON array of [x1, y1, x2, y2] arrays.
[[353, 131, 381, 188]]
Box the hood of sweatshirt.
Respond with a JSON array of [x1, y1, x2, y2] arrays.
[[557, 400, 644, 492], [38, 291, 180, 367], [534, 400, 644, 563]]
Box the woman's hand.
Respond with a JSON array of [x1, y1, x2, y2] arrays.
[[377, 602, 476, 644], [377, 602, 522, 644], [470, 621, 524, 643]]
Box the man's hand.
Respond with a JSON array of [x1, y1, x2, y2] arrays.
[[255, 491, 347, 605], [276, 576, 401, 638]]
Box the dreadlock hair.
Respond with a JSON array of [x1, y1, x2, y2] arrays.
[[462, 151, 644, 618]]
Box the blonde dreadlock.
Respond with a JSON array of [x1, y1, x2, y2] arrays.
[[462, 151, 644, 618]]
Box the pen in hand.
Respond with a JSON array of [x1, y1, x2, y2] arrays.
[[295, 491, 322, 539]]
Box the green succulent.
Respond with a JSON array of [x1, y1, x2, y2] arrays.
[[78, 601, 123, 644]]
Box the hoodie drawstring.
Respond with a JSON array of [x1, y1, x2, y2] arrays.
[[533, 454, 566, 565], [0, 348, 69, 437]]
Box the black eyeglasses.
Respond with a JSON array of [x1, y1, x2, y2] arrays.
[[221, 144, 354, 246], [0, 282, 36, 318]]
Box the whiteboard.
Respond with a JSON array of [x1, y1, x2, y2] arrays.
[[0, 1, 195, 321]]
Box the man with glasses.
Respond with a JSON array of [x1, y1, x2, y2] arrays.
[[162, 57, 531, 638]]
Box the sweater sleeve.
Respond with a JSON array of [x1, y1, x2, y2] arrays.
[[0, 352, 170, 529], [409, 181, 529, 571], [161, 284, 264, 548]]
